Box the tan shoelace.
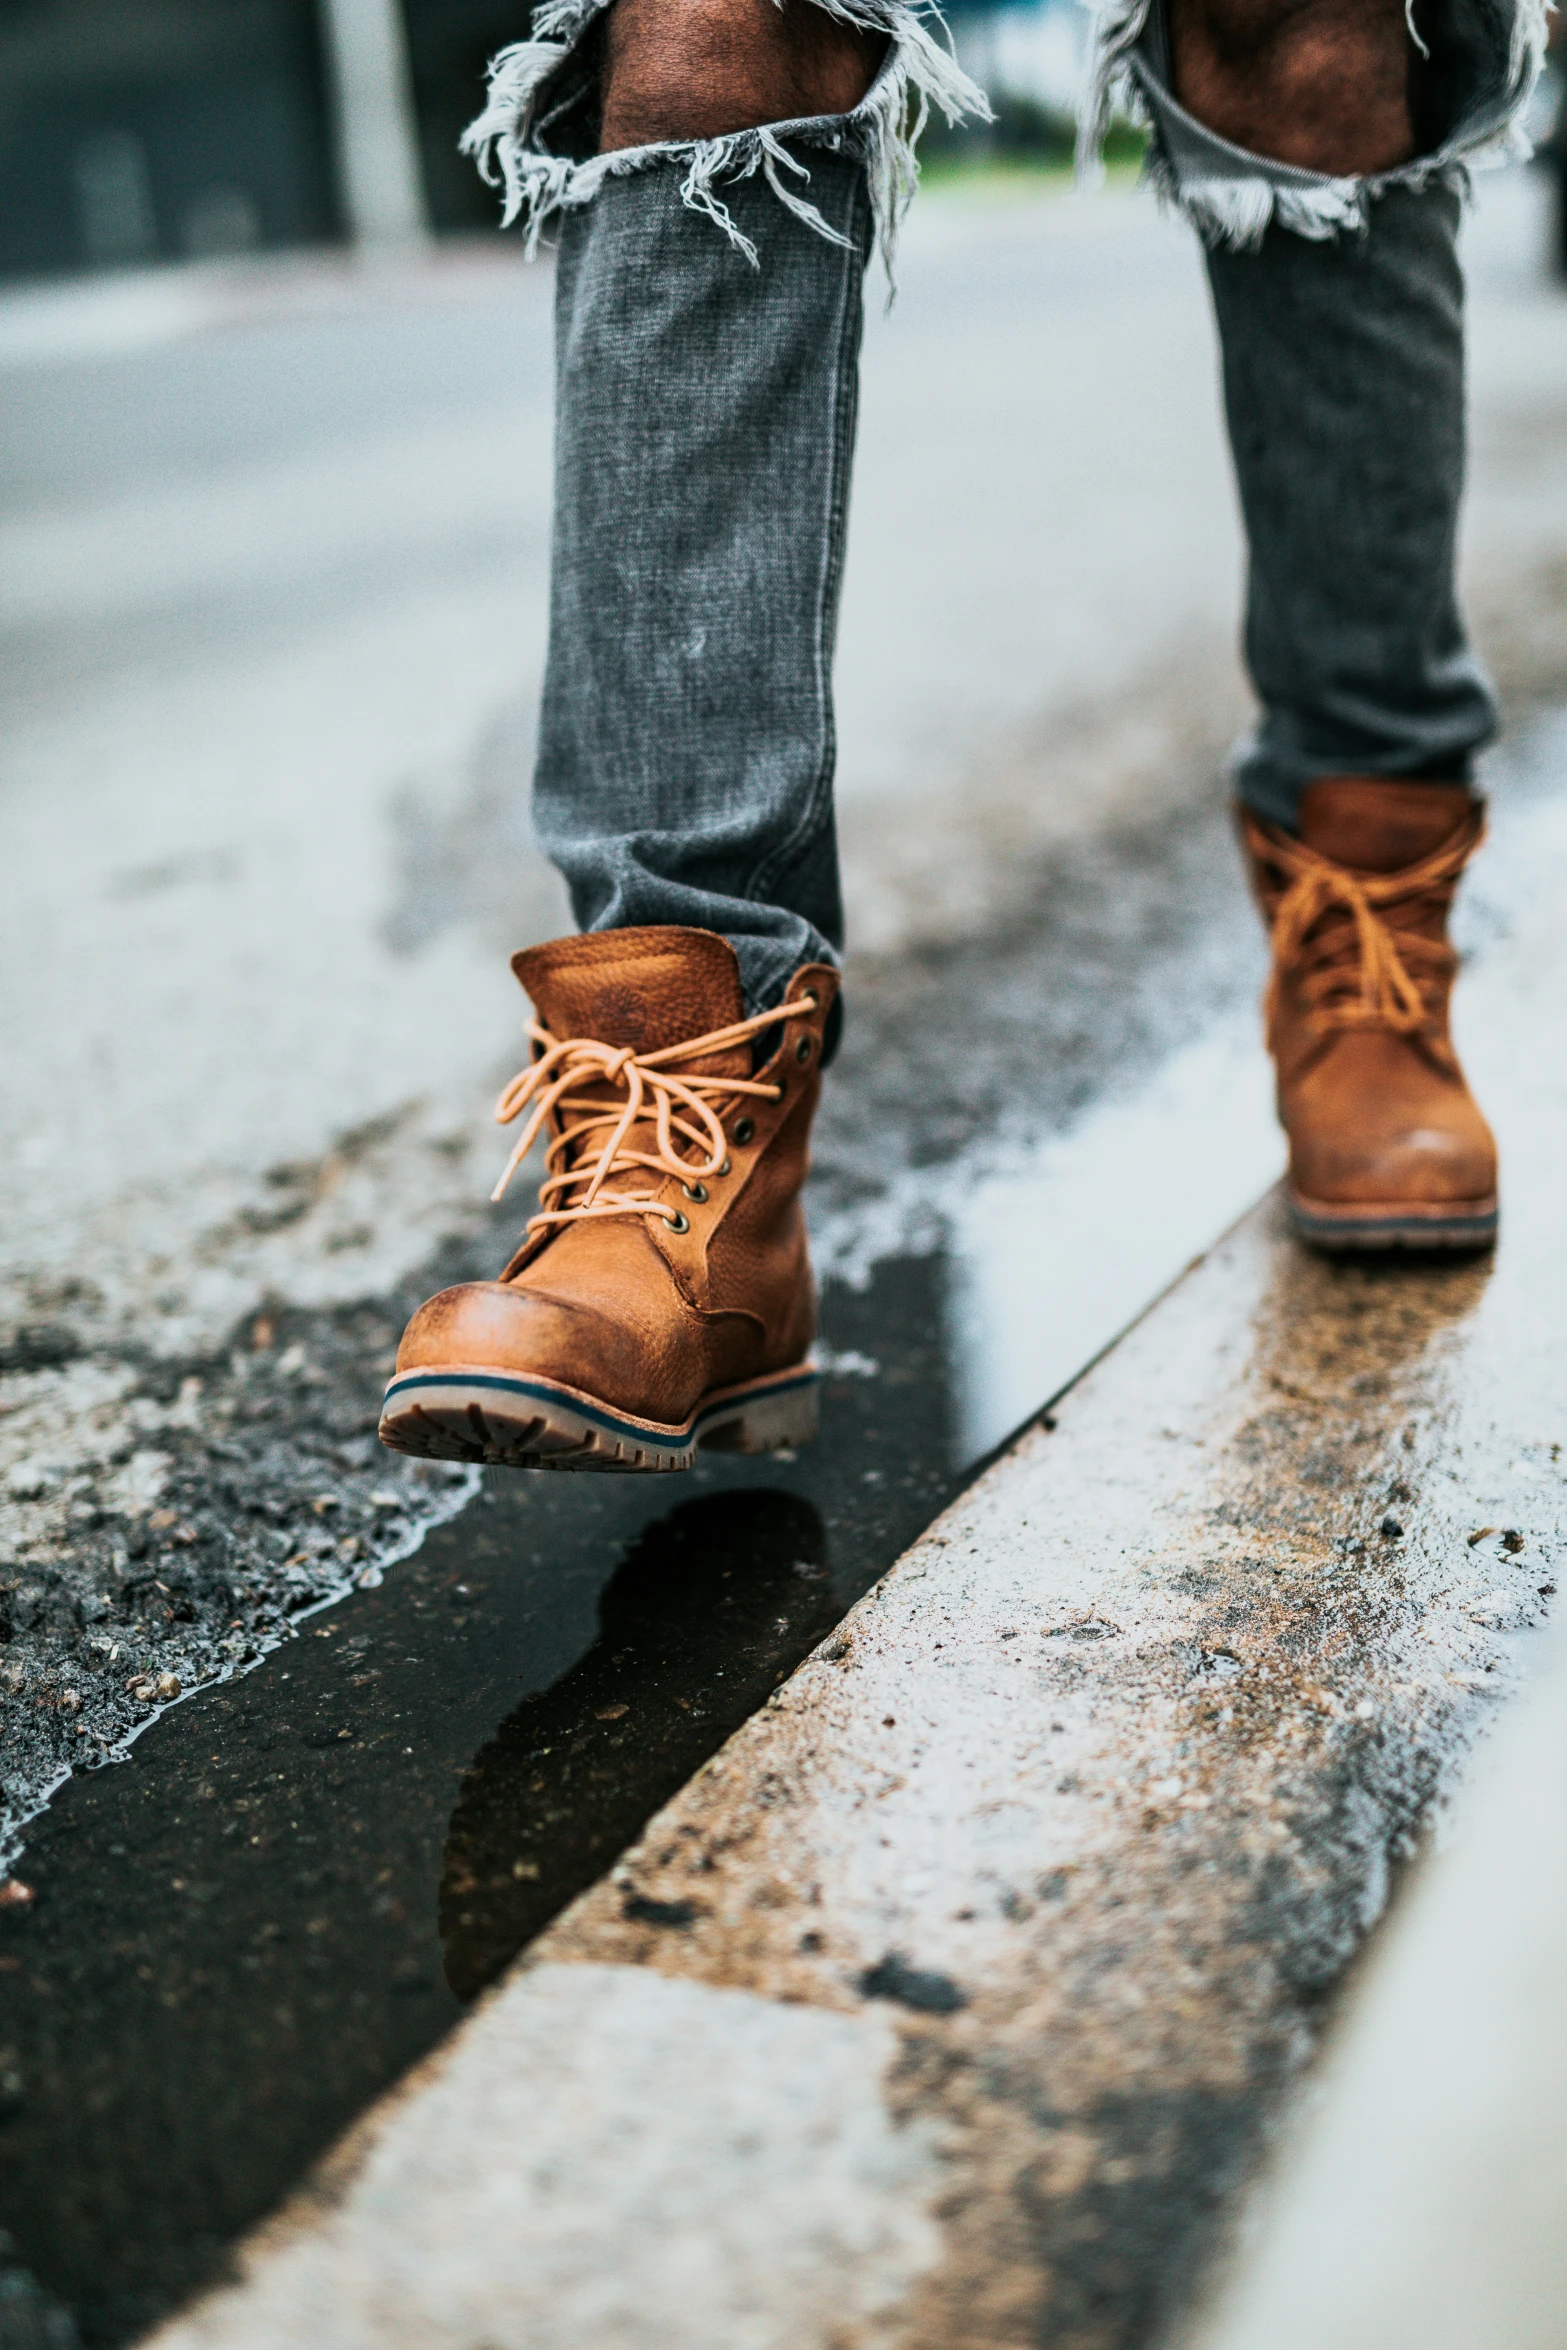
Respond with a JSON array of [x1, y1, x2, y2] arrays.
[[1243, 806, 1484, 1062], [491, 991, 818, 1237]]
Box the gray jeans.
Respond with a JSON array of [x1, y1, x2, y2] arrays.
[[464, 0, 1545, 1014]]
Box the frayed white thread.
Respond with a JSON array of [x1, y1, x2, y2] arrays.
[[460, 0, 988, 278], [460, 36, 577, 255], [1151, 145, 1493, 252], [837, 1, 993, 277], [1405, 1, 1431, 62], [1510, 0, 1551, 89], [1075, 0, 1152, 187], [659, 126, 865, 263], [1166, 169, 1365, 248], [759, 131, 858, 247]]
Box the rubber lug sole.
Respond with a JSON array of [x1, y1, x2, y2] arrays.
[[1288, 1188, 1499, 1253], [377, 1362, 818, 1473]]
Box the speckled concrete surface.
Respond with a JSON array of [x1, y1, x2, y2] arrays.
[[149, 774, 1567, 2349]]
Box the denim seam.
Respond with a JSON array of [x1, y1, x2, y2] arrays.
[[741, 176, 867, 944], [1076, 0, 1550, 248], [460, 0, 988, 280]]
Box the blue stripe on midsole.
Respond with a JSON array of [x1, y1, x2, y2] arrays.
[[1291, 1208, 1497, 1234], [380, 1367, 817, 1448]]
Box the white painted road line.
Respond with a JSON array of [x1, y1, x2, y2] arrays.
[[1182, 1613, 1567, 2350]]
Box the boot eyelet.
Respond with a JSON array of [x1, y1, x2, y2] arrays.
[[682, 1182, 708, 1203], [716, 1157, 731, 1178], [664, 1211, 690, 1235], [732, 1117, 755, 1145], [794, 1035, 812, 1064]]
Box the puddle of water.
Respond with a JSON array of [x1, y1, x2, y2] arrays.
[[0, 1017, 1288, 2345], [947, 1017, 1282, 1459], [0, 1257, 962, 2349]]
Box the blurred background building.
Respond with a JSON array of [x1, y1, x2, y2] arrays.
[[0, 0, 1560, 280], [0, 0, 1114, 281], [0, 0, 534, 277]]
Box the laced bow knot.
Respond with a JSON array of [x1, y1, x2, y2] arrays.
[[1243, 807, 1483, 1061], [490, 990, 820, 1242]]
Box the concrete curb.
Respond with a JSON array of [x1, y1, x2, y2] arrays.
[[149, 1141, 1563, 2345]]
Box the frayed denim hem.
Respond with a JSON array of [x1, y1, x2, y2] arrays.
[[460, 0, 990, 280], [1076, 0, 1551, 249]]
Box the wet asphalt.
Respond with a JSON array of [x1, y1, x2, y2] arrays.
[[0, 789, 1264, 2349], [0, 1261, 955, 2349]]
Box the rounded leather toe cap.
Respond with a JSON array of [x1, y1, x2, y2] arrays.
[[393, 1278, 701, 1421], [1291, 1118, 1497, 1207]]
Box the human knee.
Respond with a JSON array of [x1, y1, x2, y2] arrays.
[[599, 0, 885, 154], [1168, 0, 1419, 177]]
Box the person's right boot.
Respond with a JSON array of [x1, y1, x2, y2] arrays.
[[379, 925, 837, 1471], [1239, 777, 1498, 1250]]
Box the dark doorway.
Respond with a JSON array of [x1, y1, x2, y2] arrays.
[[0, 0, 342, 282], [401, 0, 535, 233]]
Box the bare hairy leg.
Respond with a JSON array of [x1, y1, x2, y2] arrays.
[[599, 0, 886, 152], [1168, 0, 1420, 175]]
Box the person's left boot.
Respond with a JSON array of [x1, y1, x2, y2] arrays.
[[1240, 777, 1498, 1250], [379, 925, 837, 1471]]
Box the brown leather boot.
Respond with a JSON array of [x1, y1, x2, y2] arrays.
[[379, 926, 837, 1470], [1239, 778, 1498, 1250]]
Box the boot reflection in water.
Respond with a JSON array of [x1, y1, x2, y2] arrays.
[[379, 0, 1531, 1470], [438, 1490, 832, 2000]]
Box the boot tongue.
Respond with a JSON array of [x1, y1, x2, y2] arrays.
[[511, 926, 749, 1077], [1297, 778, 1473, 875]]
